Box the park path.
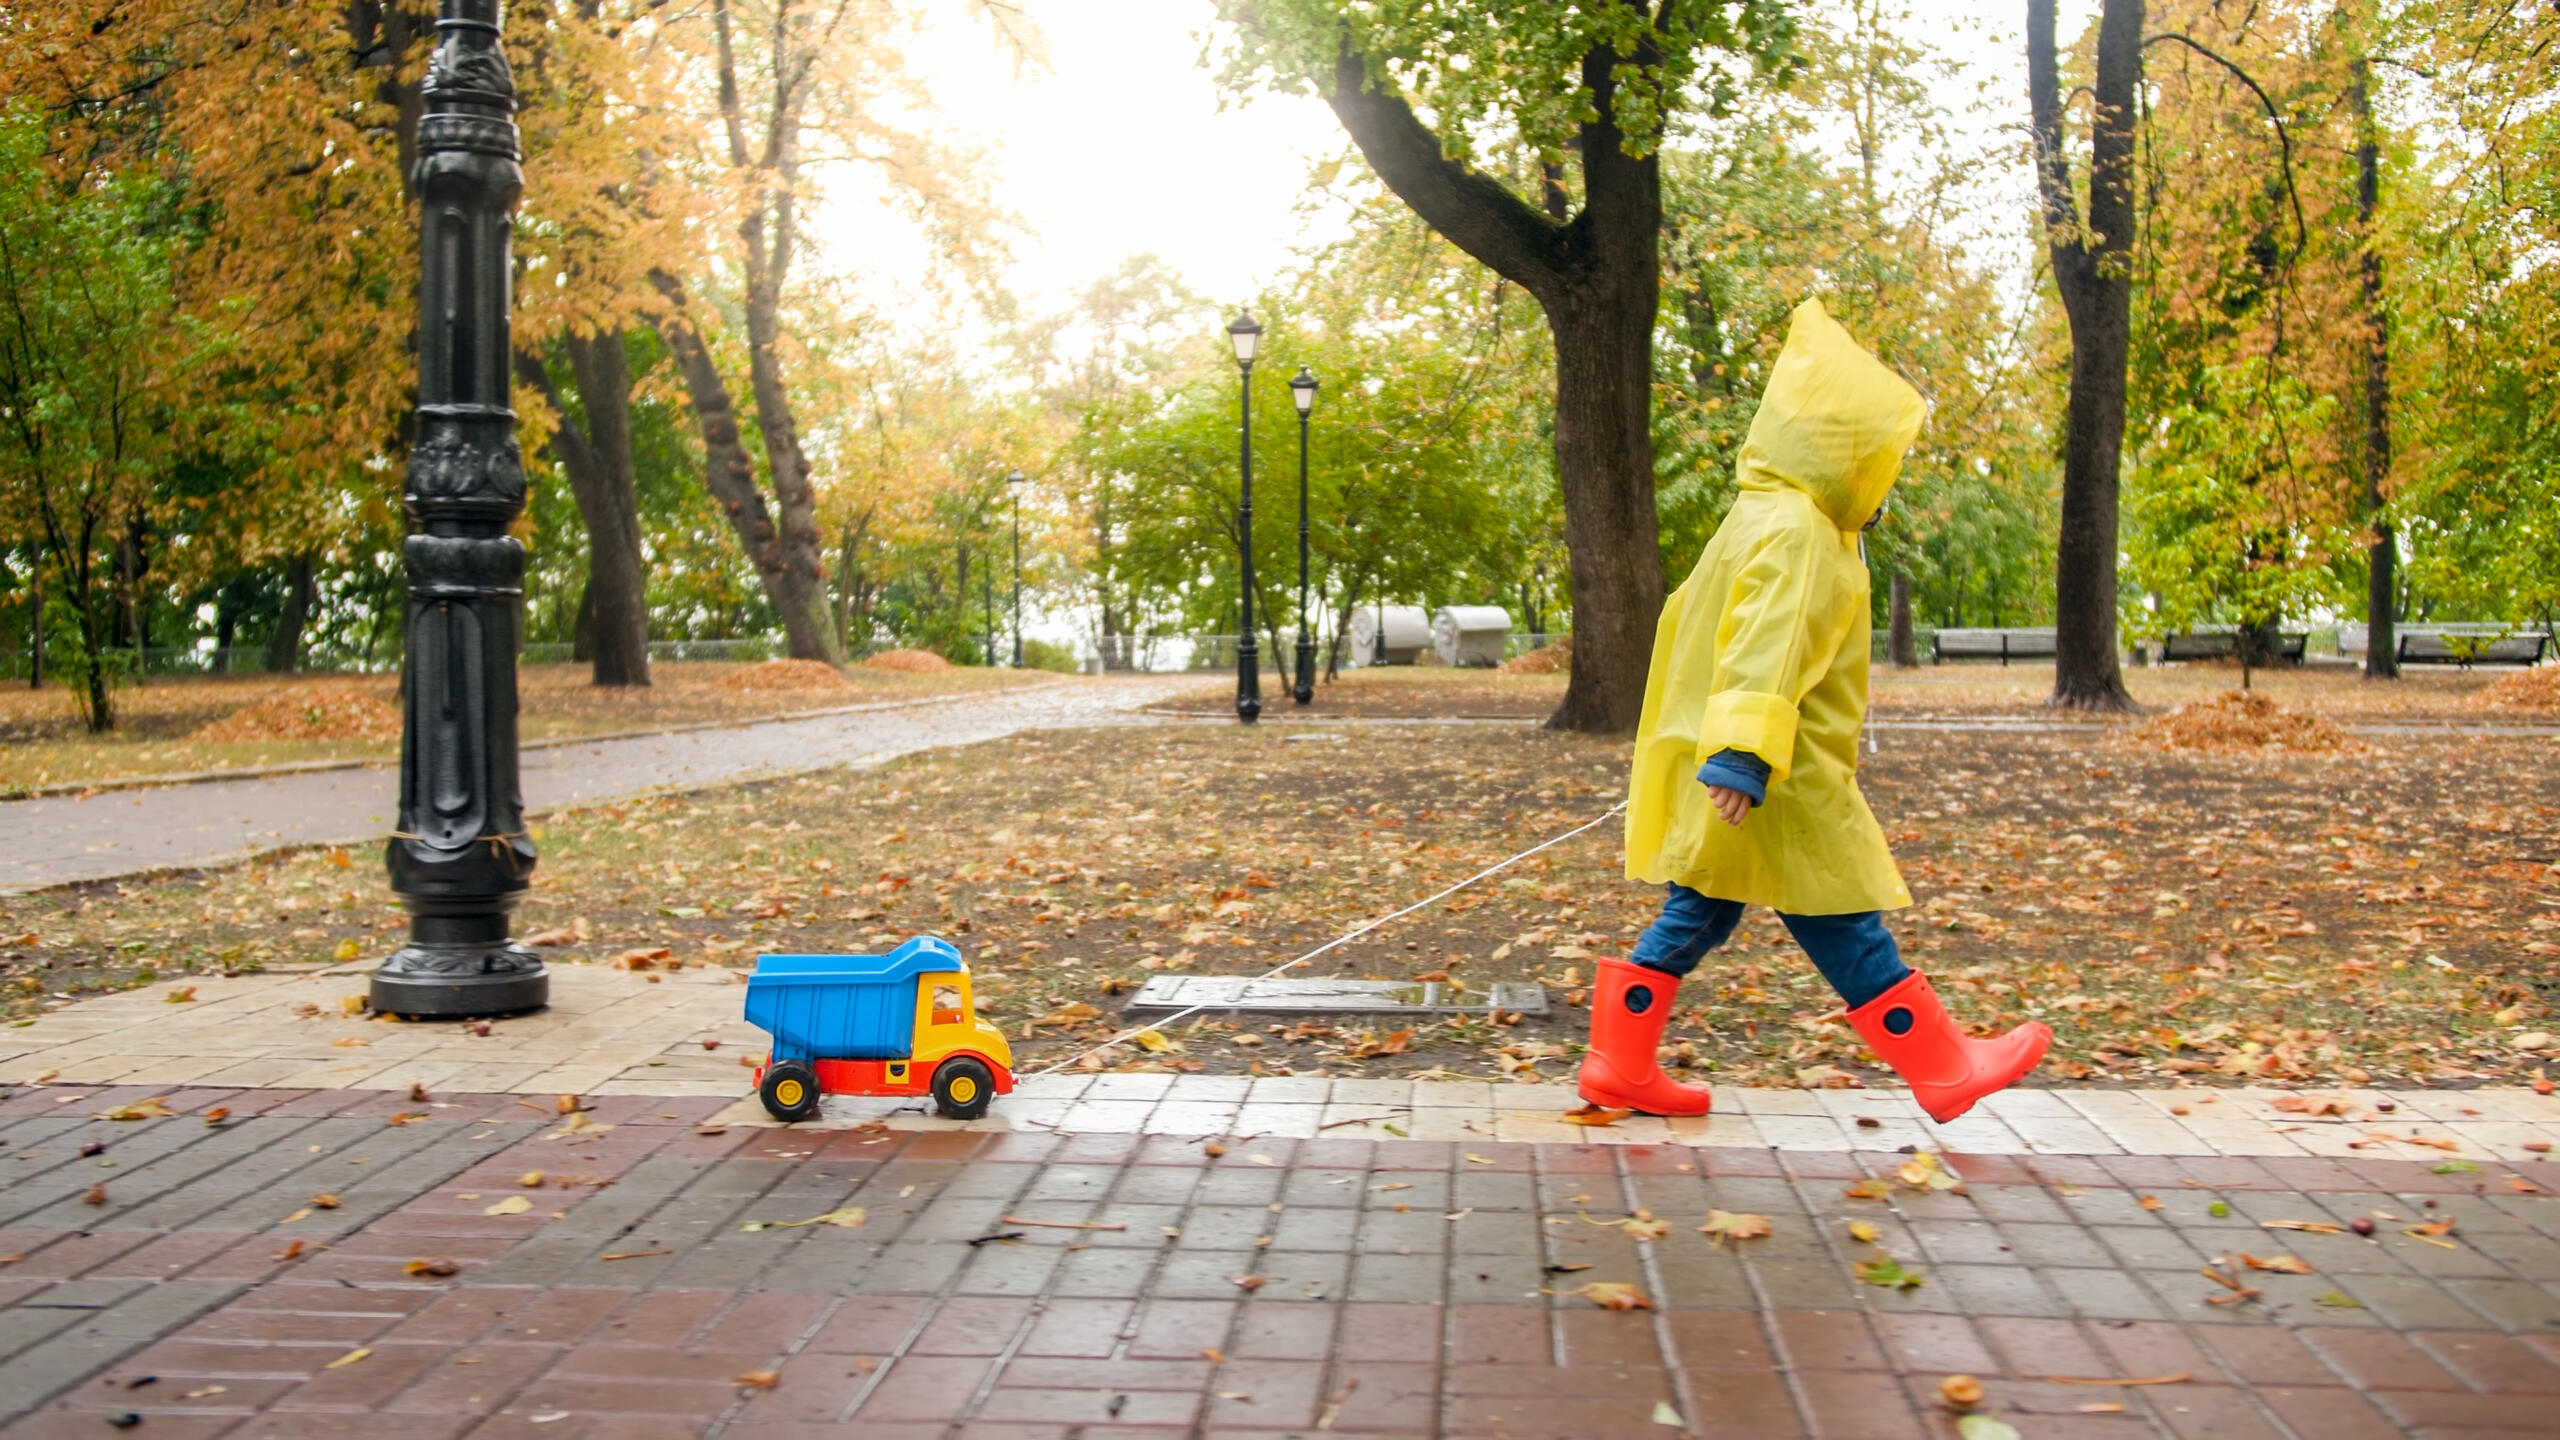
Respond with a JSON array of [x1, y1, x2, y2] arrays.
[[0, 676, 1187, 894]]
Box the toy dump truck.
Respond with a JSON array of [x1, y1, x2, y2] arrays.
[[743, 935, 1015, 1122]]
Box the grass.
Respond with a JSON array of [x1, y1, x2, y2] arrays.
[[4, 695, 2552, 1089], [0, 660, 1052, 792]]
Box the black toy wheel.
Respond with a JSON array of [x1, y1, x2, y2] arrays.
[[759, 1060, 822, 1123], [931, 1056, 995, 1120]]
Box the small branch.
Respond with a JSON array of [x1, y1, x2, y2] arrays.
[[2143, 32, 2308, 258]]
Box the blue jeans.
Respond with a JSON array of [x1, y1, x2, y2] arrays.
[[1629, 883, 1912, 1010]]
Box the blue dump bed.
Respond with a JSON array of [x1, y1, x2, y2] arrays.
[[743, 935, 963, 1061]]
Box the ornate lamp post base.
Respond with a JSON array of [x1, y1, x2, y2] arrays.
[[372, 955, 549, 1017]]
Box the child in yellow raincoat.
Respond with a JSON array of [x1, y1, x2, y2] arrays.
[[1580, 299, 2050, 1123]]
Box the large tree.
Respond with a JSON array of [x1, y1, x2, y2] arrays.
[[1220, 1, 1792, 732], [2028, 0, 2143, 711]]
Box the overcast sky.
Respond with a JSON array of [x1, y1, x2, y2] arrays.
[[818, 0, 2107, 329]]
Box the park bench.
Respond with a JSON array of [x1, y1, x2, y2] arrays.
[[2395, 630, 2549, 666], [1930, 627, 2056, 665], [2157, 629, 2307, 664]]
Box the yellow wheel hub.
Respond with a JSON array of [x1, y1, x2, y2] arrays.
[[773, 1078, 806, 1107], [946, 1075, 978, 1104]]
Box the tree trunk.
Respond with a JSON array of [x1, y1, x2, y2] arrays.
[[1323, 37, 1662, 732], [264, 554, 315, 674], [2029, 0, 2143, 712], [2352, 56, 2397, 680], [27, 552, 41, 689], [647, 293, 837, 665], [564, 332, 651, 685], [1889, 572, 1916, 667], [1544, 285, 1664, 730]]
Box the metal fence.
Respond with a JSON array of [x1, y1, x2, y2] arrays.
[[0, 635, 798, 684]]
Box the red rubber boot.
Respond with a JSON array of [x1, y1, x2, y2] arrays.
[[1576, 957, 1712, 1117], [1845, 972, 2050, 1123]]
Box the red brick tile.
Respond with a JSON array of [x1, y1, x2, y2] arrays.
[[267, 1340, 454, 1411], [1976, 1315, 2107, 1378], [1448, 1306, 1550, 1366], [2192, 1327, 2342, 1387], [2369, 1390, 2559, 1429], [1557, 1308, 1665, 1368], [2092, 1322, 2214, 1382], [490, 1288, 630, 1347], [1340, 1304, 1444, 1366], [1870, 1313, 1996, 1375], [2409, 1330, 2560, 1394], [2254, 1385, 2407, 1440], [1772, 1310, 1887, 1370], [1202, 1358, 1327, 1427], [1668, 1310, 1776, 1370], [909, 1295, 1034, 1356], [2300, 1330, 2467, 1391], [689, 1292, 828, 1355], [384, 1290, 532, 1346], [2151, 1385, 2289, 1440], [1001, 1357, 1212, 1391], [974, 1387, 1201, 1427], [547, 1346, 781, 1385], [1325, 1359, 1439, 1431], [1676, 1366, 1803, 1433], [1125, 1298, 1236, 1358], [1796, 1368, 1928, 1439], [383, 1344, 568, 1415], [1230, 1302, 1335, 1360], [1015, 1298, 1131, 1358], [805, 1294, 929, 1355]]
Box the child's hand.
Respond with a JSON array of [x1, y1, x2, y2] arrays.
[[1705, 785, 1751, 828]]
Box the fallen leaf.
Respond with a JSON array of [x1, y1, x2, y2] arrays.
[[484, 1196, 533, 1216], [600, 1249, 673, 1261], [519, 1171, 547, 1188], [281, 1208, 310, 1224], [1231, 1274, 1266, 1291], [201, 1107, 231, 1128], [95, 1097, 175, 1121], [407, 1081, 431, 1103], [165, 986, 196, 1004], [1956, 1415, 2020, 1440], [82, 1182, 107, 1206], [2261, 1220, 2345, 1235], [2138, 1194, 2163, 1211], [2241, 1253, 2313, 1274], [2364, 1129, 2461, 1152], [2269, 1094, 2350, 1116], [555, 1094, 585, 1114], [1201, 1348, 1226, 1364], [1651, 1400, 1683, 1427], [2078, 1402, 2128, 1413], [1895, 1152, 1964, 1192], [1938, 1374, 1985, 1409], [1572, 1281, 1653, 1311], [1848, 1220, 1880, 1244], [735, 1370, 779, 1389], [181, 1387, 227, 1400], [2314, 1289, 2362, 1308], [329, 1037, 369, 1049], [1202, 1141, 1226, 1158], [274, 1240, 305, 1261], [309, 1193, 341, 1209], [1463, 1153, 1494, 1165], [404, 1258, 461, 1277], [739, 1207, 865, 1232], [1853, 1255, 1923, 1290], [2046, 1373, 2192, 1386], [1699, 1210, 1773, 1244], [324, 1349, 371, 1369], [1562, 1102, 1631, 1128], [1842, 1178, 1894, 1200]]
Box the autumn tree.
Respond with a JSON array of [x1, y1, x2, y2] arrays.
[[1216, 0, 1793, 732]]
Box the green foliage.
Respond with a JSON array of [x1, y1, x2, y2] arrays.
[[1019, 637, 1080, 674], [0, 103, 214, 728]]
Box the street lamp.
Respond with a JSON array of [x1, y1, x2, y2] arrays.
[[1227, 311, 1263, 723], [1006, 468, 1026, 668], [373, 0, 546, 1017], [1289, 366, 1318, 705]]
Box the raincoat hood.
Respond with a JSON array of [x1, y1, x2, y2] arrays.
[[1736, 299, 1927, 533]]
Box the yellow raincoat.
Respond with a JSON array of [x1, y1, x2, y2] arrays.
[[1625, 299, 1927, 915]]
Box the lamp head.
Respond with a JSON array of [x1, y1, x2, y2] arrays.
[[1289, 365, 1318, 416], [1226, 310, 1263, 368], [1006, 468, 1026, 487]]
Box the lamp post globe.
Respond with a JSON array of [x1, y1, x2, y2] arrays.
[[1288, 366, 1318, 705], [1226, 312, 1263, 723], [1006, 468, 1026, 668]]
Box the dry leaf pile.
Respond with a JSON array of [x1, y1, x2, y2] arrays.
[[2478, 663, 2560, 714], [859, 649, 957, 673], [717, 660, 850, 693], [190, 683, 403, 745], [2135, 691, 2357, 755]]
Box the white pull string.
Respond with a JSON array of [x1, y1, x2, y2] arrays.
[[1030, 800, 1629, 1076]]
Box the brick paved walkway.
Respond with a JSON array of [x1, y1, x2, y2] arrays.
[[4, 1081, 2557, 1438]]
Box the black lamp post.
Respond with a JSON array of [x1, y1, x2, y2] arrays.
[[1289, 366, 1318, 705], [1373, 590, 1387, 666], [373, 0, 545, 1017], [1227, 312, 1262, 723], [1006, 468, 1026, 668]]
